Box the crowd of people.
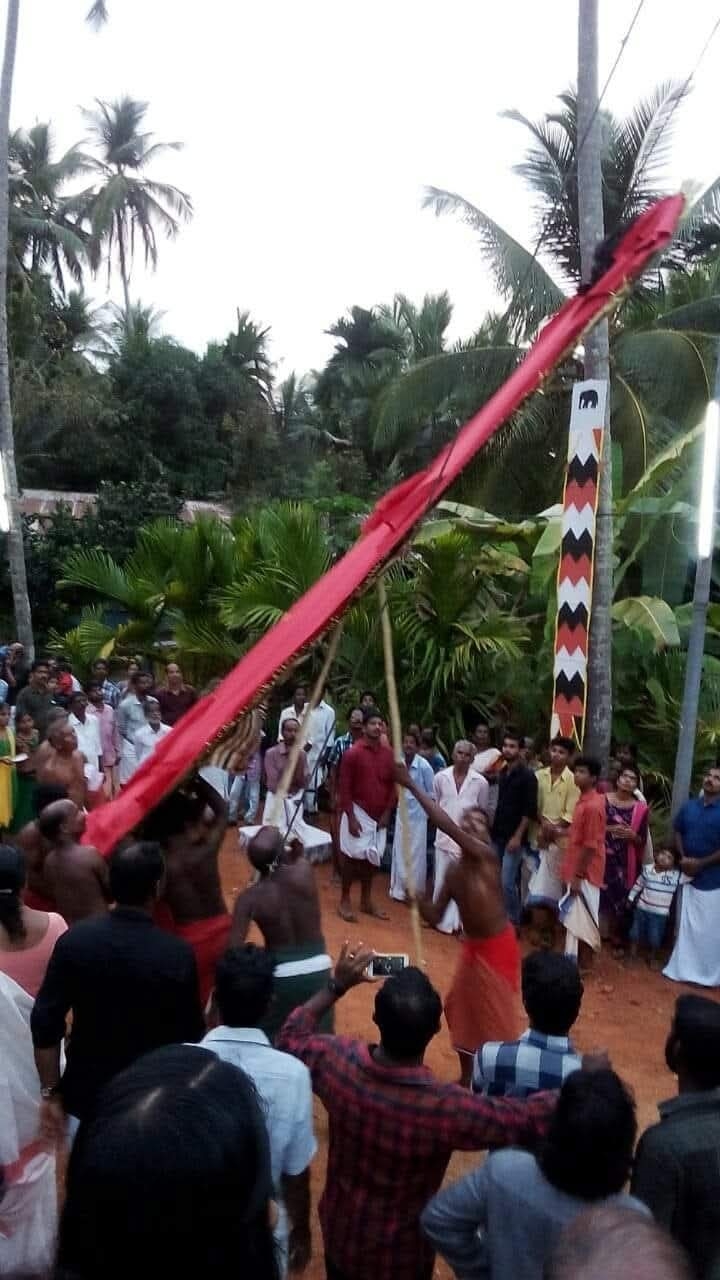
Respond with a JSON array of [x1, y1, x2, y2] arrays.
[[0, 653, 718, 1278]]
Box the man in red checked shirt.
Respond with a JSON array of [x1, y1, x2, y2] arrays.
[[278, 942, 565, 1280], [337, 706, 395, 922]]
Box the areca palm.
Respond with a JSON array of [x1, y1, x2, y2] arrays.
[[81, 96, 192, 331]]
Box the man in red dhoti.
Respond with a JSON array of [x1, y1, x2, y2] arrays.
[[396, 763, 521, 1086], [141, 774, 231, 1007]]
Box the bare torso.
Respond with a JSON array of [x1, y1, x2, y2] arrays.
[[444, 854, 508, 939], [43, 842, 109, 925], [163, 835, 226, 923], [15, 821, 51, 900], [230, 856, 323, 949], [36, 750, 86, 810]]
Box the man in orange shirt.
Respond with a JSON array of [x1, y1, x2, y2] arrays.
[[560, 756, 606, 971]]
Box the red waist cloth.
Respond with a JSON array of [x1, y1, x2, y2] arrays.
[[23, 888, 55, 913], [173, 914, 231, 1007], [462, 925, 521, 991], [445, 925, 521, 1055]]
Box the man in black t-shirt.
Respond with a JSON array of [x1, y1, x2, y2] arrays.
[[491, 730, 538, 926]]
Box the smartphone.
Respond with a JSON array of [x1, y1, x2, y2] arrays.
[[365, 952, 409, 978]]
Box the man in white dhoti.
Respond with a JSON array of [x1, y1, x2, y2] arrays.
[[263, 717, 331, 861], [432, 742, 489, 934], [560, 757, 606, 970], [0, 972, 57, 1278], [390, 728, 435, 902], [665, 765, 720, 987], [116, 670, 155, 784], [68, 689, 105, 802]]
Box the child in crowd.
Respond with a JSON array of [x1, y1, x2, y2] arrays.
[[627, 846, 680, 969]]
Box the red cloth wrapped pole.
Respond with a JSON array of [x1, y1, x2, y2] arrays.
[[86, 195, 684, 854]]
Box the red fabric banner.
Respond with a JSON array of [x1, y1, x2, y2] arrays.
[[86, 195, 684, 853]]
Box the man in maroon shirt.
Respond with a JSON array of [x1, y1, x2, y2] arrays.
[[338, 706, 395, 922], [263, 716, 309, 798], [156, 662, 198, 727], [278, 941, 557, 1280]]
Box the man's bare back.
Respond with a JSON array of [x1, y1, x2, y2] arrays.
[[16, 820, 49, 900], [38, 799, 109, 924], [230, 844, 323, 949], [143, 777, 228, 924], [43, 843, 109, 924]]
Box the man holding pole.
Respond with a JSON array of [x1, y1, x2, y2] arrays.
[[395, 762, 521, 1087]]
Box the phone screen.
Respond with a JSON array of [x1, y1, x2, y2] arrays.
[[370, 953, 409, 977]]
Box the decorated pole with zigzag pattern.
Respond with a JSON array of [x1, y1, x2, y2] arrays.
[[550, 379, 608, 746]]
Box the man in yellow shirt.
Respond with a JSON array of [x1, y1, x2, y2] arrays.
[[526, 736, 579, 942]]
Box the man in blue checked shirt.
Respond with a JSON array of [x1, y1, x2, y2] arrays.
[[473, 951, 583, 1097]]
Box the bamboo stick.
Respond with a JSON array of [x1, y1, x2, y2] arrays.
[[378, 576, 425, 967]]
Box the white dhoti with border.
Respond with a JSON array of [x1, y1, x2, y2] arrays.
[[262, 791, 332, 862], [527, 842, 564, 909], [664, 883, 720, 987], [433, 845, 461, 934], [340, 804, 386, 868], [560, 882, 601, 957]]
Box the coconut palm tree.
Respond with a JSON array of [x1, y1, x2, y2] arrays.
[[82, 96, 192, 332], [0, 0, 109, 654], [8, 123, 91, 293]]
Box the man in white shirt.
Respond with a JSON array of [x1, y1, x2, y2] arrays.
[[278, 684, 308, 739], [432, 742, 490, 933], [134, 698, 171, 766], [68, 690, 104, 803], [304, 693, 335, 815], [199, 945, 316, 1275]]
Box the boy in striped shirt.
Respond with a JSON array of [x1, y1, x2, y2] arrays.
[[627, 848, 680, 968]]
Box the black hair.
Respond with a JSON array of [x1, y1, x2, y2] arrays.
[[574, 754, 602, 779], [617, 762, 640, 784], [420, 727, 439, 748], [360, 690, 376, 701], [672, 994, 720, 1089], [31, 658, 50, 672], [551, 735, 575, 753], [92, 657, 108, 667], [215, 945, 276, 1026], [346, 706, 363, 720], [38, 804, 70, 844], [522, 951, 583, 1036], [109, 842, 164, 906], [85, 680, 102, 694], [34, 783, 68, 817], [539, 1069, 636, 1200], [141, 789, 205, 842], [374, 966, 442, 1060], [363, 705, 383, 724], [55, 1045, 278, 1280], [0, 844, 26, 941], [404, 726, 421, 746], [502, 727, 524, 748], [293, 683, 307, 695]]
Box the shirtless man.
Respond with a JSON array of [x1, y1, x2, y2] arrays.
[[35, 719, 86, 810], [396, 761, 521, 1086], [141, 774, 230, 1006], [230, 825, 332, 1038], [37, 799, 110, 924], [16, 783, 68, 910]]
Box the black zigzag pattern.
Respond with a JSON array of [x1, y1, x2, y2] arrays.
[[560, 529, 594, 560], [557, 603, 589, 629], [566, 455, 599, 486], [554, 671, 586, 699]]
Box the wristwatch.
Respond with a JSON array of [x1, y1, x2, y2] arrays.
[[327, 976, 347, 998], [40, 1085, 59, 1100]]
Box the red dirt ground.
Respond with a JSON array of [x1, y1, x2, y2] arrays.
[[220, 833, 718, 1280]]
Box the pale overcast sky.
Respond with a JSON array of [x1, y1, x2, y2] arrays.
[[7, 0, 720, 375]]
